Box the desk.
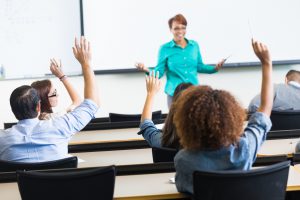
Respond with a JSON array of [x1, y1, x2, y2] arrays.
[[287, 164, 300, 191], [1, 166, 300, 200], [69, 128, 143, 145], [258, 138, 299, 157], [72, 148, 153, 168]]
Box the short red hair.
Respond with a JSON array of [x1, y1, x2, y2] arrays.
[[168, 14, 187, 29]]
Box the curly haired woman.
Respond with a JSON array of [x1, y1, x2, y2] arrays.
[[173, 40, 273, 194]]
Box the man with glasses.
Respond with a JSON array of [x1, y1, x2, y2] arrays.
[[0, 37, 100, 162]]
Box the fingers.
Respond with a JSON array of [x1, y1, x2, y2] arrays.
[[75, 37, 80, 51]]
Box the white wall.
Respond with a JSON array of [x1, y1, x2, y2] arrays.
[[1, 64, 300, 129]]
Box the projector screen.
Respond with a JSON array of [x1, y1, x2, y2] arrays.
[[83, 0, 300, 71], [0, 0, 82, 79]]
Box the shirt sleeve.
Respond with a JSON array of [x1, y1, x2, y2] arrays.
[[52, 99, 99, 137], [242, 112, 272, 162], [149, 45, 167, 79], [138, 119, 162, 147], [196, 42, 217, 74], [248, 94, 261, 113]]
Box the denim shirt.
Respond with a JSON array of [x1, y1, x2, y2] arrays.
[[151, 39, 217, 96], [174, 112, 272, 194], [138, 119, 162, 147], [0, 99, 98, 162]]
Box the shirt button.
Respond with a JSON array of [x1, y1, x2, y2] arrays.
[[184, 57, 187, 60], [185, 64, 187, 66], [185, 71, 187, 74]]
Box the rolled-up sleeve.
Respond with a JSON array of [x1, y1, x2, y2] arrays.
[[243, 112, 272, 162], [53, 99, 99, 137], [138, 119, 162, 147]]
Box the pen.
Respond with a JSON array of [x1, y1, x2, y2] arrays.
[[224, 55, 232, 62]]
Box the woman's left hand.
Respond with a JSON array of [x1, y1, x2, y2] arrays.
[[50, 58, 64, 78], [215, 59, 225, 71]]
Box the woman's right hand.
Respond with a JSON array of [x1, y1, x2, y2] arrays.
[[146, 71, 161, 96], [135, 62, 149, 73]]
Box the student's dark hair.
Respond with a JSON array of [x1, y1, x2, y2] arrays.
[[10, 85, 40, 120], [286, 70, 300, 83], [161, 83, 193, 148], [168, 14, 187, 29], [31, 79, 53, 114]]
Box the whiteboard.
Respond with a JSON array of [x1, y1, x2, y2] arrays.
[[0, 0, 82, 79], [83, 0, 300, 71]]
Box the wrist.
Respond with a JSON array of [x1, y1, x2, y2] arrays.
[[59, 75, 67, 81]]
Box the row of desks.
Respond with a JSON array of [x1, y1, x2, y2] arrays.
[[70, 127, 300, 157], [70, 140, 299, 168], [1, 165, 300, 200]]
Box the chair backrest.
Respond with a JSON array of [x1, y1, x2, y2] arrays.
[[0, 157, 78, 172], [17, 165, 116, 200], [3, 122, 17, 129], [270, 110, 300, 131], [293, 153, 300, 164], [193, 161, 290, 200], [152, 147, 178, 163], [109, 110, 162, 122]]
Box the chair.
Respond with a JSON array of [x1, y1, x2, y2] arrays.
[[0, 156, 78, 172], [109, 110, 162, 122], [270, 110, 300, 131], [17, 165, 116, 200], [152, 147, 178, 163], [293, 153, 300, 164], [3, 122, 17, 129], [193, 161, 290, 200]]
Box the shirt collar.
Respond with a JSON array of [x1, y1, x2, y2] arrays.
[[170, 38, 194, 48], [288, 81, 300, 88], [18, 117, 40, 125]]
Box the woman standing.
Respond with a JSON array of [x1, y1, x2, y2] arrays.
[[136, 14, 225, 107]]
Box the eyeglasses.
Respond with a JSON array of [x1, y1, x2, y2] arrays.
[[173, 26, 186, 31], [48, 89, 57, 98]]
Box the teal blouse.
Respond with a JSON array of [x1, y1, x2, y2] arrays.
[[151, 39, 217, 96]]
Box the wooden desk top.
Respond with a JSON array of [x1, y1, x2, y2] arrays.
[[69, 128, 143, 145], [1, 166, 300, 200], [258, 138, 299, 157], [72, 148, 153, 168]]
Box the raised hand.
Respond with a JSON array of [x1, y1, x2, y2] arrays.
[[50, 58, 64, 78], [252, 39, 271, 65], [146, 71, 162, 96], [72, 36, 92, 68]]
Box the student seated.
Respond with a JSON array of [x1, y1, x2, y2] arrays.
[[31, 59, 82, 120], [173, 40, 273, 194], [0, 37, 99, 162], [138, 79, 192, 149], [248, 69, 300, 112]]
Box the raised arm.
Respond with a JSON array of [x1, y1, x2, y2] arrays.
[[72, 36, 100, 106], [252, 39, 273, 116], [50, 58, 82, 112], [141, 71, 162, 122]]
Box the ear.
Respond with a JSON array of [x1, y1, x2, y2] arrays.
[[36, 101, 41, 113], [285, 77, 288, 84]]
